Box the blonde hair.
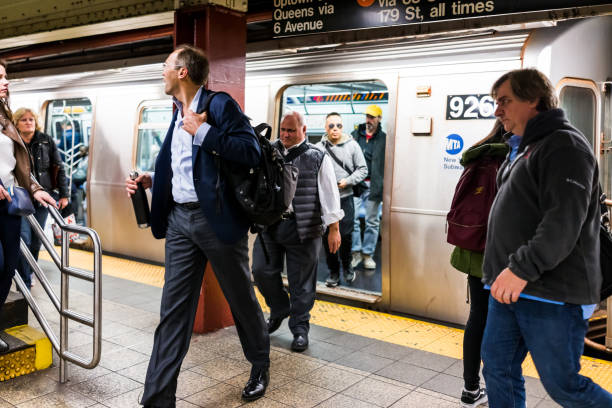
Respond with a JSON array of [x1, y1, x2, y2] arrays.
[[13, 107, 41, 132]]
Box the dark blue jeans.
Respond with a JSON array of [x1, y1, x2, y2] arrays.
[[0, 201, 21, 313], [17, 204, 49, 289], [481, 296, 612, 408]]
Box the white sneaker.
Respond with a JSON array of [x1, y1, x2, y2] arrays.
[[460, 387, 487, 408], [351, 252, 362, 268], [363, 254, 376, 269]]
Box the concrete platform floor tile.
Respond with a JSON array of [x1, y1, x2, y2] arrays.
[[97, 322, 139, 339], [67, 372, 141, 403], [184, 382, 243, 408], [239, 397, 291, 407], [367, 375, 416, 391], [334, 351, 394, 373], [175, 401, 200, 408], [361, 341, 415, 361], [98, 347, 150, 372], [106, 330, 153, 350], [189, 356, 250, 381], [44, 363, 111, 385], [266, 380, 335, 408], [399, 349, 458, 373], [525, 376, 548, 399], [389, 390, 458, 407], [93, 387, 143, 408], [315, 394, 379, 408], [536, 399, 562, 407], [419, 373, 464, 398], [327, 362, 371, 377], [342, 377, 410, 407], [176, 370, 219, 399], [269, 354, 325, 379], [180, 346, 222, 370], [323, 332, 377, 351], [117, 361, 150, 384], [15, 389, 97, 408], [120, 312, 160, 330], [308, 325, 344, 341], [376, 361, 438, 387], [224, 371, 292, 392], [0, 371, 60, 405], [301, 364, 365, 392], [300, 340, 353, 362], [0, 398, 11, 408]]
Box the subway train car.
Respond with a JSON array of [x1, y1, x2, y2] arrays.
[[8, 15, 612, 326]]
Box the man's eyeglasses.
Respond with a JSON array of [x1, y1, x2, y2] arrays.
[[328, 123, 343, 129], [162, 63, 183, 70]]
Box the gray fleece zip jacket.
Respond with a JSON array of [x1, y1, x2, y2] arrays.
[[316, 133, 368, 198], [482, 109, 601, 304]]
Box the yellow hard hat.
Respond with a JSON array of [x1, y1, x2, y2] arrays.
[[365, 105, 382, 117]]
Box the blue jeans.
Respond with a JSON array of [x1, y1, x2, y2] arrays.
[[352, 186, 382, 256], [481, 296, 612, 408], [17, 204, 49, 289]]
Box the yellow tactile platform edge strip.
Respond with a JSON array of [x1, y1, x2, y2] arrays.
[[39, 247, 612, 392], [0, 325, 52, 381]]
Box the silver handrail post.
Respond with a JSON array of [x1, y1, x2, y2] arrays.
[[15, 206, 102, 384]]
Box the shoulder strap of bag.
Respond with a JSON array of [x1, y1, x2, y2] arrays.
[[284, 142, 309, 163], [324, 141, 354, 174]]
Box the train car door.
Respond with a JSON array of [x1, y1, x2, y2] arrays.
[[44, 98, 93, 227], [280, 81, 390, 296]]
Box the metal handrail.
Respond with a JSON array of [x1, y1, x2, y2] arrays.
[[14, 205, 102, 384]]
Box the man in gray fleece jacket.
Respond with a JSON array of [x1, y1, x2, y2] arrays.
[[316, 112, 367, 287], [481, 68, 612, 407]]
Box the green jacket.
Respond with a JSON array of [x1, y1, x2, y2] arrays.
[[450, 141, 508, 278]]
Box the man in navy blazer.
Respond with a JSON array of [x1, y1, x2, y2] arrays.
[[126, 45, 270, 407]]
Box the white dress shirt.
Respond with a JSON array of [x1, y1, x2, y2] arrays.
[[170, 86, 212, 203], [0, 128, 16, 187], [283, 140, 344, 226]]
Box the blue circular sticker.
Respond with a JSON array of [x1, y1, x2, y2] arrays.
[[445, 134, 464, 155]]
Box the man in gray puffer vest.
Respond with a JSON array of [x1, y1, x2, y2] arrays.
[[481, 68, 612, 407], [316, 112, 367, 287], [253, 111, 344, 352]]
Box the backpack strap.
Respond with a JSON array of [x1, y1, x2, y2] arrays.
[[323, 141, 354, 174], [284, 142, 309, 163]]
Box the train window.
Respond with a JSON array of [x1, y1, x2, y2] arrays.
[[135, 103, 173, 173], [560, 86, 596, 147], [45, 98, 93, 226], [281, 81, 388, 295]]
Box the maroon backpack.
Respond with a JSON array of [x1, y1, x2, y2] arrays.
[[446, 156, 503, 252]]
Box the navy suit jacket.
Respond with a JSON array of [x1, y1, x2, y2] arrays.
[[150, 89, 260, 244]]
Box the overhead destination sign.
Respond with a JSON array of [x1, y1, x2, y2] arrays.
[[272, 0, 612, 37]]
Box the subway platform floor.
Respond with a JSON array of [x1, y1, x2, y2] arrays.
[[0, 253, 579, 407]]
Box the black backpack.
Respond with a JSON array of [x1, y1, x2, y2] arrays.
[[199, 91, 299, 228]]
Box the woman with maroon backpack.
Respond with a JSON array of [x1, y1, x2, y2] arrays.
[[447, 119, 508, 408]]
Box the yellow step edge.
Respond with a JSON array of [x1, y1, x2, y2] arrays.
[[0, 325, 52, 381]]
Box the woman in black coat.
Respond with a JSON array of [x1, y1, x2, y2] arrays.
[[14, 107, 70, 289]]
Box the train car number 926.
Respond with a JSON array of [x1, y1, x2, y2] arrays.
[[446, 94, 496, 120]]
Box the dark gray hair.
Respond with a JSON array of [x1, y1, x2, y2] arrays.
[[174, 44, 209, 85]]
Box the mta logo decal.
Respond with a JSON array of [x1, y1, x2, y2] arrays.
[[445, 134, 464, 155]]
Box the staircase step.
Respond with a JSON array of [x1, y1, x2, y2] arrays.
[[0, 325, 52, 382], [0, 291, 28, 330]]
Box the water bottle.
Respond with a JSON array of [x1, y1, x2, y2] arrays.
[[129, 171, 150, 228]]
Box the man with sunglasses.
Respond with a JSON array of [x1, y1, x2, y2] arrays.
[[351, 105, 386, 271], [316, 112, 367, 287]]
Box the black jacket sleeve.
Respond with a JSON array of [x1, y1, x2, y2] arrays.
[[49, 134, 69, 198]]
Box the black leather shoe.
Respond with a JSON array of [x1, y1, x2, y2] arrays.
[[291, 334, 309, 352], [242, 367, 269, 401], [267, 313, 289, 334], [0, 337, 8, 354]]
